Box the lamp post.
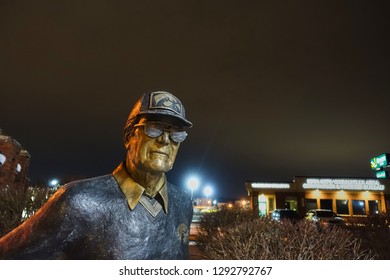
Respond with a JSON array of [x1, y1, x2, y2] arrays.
[[187, 176, 200, 200], [203, 185, 213, 205]]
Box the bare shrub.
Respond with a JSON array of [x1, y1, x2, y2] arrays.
[[22, 186, 55, 218], [196, 209, 256, 247], [346, 214, 389, 227], [197, 210, 375, 260], [0, 186, 55, 237], [342, 214, 390, 259], [347, 225, 390, 259], [0, 187, 25, 236], [198, 209, 256, 233]]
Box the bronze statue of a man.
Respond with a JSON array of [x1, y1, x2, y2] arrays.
[[0, 91, 193, 259]]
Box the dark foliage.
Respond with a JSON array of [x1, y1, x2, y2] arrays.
[[0, 186, 56, 237], [197, 209, 376, 260]]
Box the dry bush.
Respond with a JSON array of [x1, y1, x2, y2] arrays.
[[0, 186, 55, 237], [197, 210, 375, 260], [0, 187, 25, 236], [343, 215, 390, 259], [347, 224, 390, 259], [346, 214, 389, 227], [197, 209, 257, 238], [22, 186, 55, 218]]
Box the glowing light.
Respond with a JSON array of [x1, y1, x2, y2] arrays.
[[241, 200, 248, 208], [187, 176, 200, 190], [203, 185, 213, 198], [49, 179, 59, 187], [370, 154, 389, 170], [187, 176, 200, 199], [251, 183, 290, 189], [303, 178, 385, 191], [0, 153, 6, 165]]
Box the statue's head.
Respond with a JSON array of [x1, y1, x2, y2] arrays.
[[124, 91, 192, 174]]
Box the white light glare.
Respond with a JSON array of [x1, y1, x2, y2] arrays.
[[49, 179, 59, 187], [203, 185, 213, 197], [187, 176, 200, 191]]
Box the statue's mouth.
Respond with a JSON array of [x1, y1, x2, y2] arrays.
[[151, 151, 168, 157]]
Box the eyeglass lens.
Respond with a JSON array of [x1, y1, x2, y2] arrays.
[[143, 123, 187, 143]]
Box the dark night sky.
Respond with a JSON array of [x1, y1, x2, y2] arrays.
[[1, 1, 390, 200]]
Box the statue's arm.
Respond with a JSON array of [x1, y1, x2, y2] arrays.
[[0, 187, 85, 259]]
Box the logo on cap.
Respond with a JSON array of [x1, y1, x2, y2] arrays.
[[149, 92, 183, 117]]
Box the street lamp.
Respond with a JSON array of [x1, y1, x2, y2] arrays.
[[203, 185, 213, 202], [187, 176, 200, 199], [49, 179, 59, 188]]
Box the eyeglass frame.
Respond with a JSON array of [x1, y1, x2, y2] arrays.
[[133, 122, 188, 143]]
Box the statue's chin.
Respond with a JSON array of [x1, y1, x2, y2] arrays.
[[146, 158, 173, 174]]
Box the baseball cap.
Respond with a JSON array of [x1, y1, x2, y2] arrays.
[[125, 91, 192, 133]]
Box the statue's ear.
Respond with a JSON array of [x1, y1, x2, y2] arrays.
[[123, 129, 132, 148]]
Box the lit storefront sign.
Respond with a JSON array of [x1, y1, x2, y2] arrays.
[[251, 183, 290, 189], [376, 170, 388, 179], [370, 153, 389, 170], [303, 178, 385, 191]]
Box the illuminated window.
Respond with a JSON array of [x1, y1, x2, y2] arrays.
[[0, 153, 5, 165], [285, 198, 298, 211], [320, 199, 332, 210], [268, 197, 275, 212], [352, 200, 366, 216], [368, 200, 380, 215], [258, 195, 267, 217], [336, 200, 349, 215]]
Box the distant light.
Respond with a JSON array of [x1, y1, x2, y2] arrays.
[[303, 178, 385, 191], [212, 199, 217, 206], [0, 153, 6, 165], [258, 194, 267, 202], [49, 179, 59, 187], [187, 176, 200, 192], [203, 185, 213, 197], [186, 175, 200, 199], [252, 183, 290, 189]]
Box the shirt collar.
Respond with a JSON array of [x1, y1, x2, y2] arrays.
[[112, 162, 169, 214]]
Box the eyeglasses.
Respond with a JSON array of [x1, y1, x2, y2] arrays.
[[134, 122, 188, 143]]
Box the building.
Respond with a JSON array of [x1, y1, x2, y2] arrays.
[[0, 129, 31, 191], [246, 176, 390, 219]]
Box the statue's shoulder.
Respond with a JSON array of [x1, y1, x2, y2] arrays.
[[63, 174, 116, 193], [167, 182, 191, 198], [167, 182, 192, 210], [55, 174, 120, 213]]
